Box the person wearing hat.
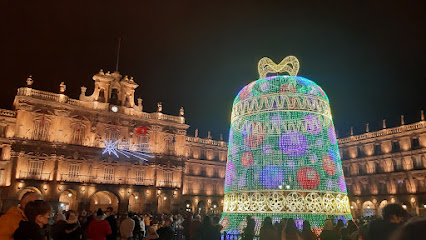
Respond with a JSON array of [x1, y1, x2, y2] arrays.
[[86, 208, 112, 240]]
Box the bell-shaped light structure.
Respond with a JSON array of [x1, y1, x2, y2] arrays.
[[220, 56, 351, 236]]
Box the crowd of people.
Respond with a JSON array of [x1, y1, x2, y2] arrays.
[[242, 203, 425, 240], [0, 191, 223, 240], [0, 191, 425, 240]]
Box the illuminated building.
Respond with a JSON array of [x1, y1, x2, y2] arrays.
[[220, 56, 351, 235], [339, 116, 426, 218], [0, 71, 226, 214]]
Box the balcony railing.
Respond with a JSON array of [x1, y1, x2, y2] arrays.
[[59, 173, 155, 186], [0, 109, 16, 117], [18, 171, 51, 181], [185, 136, 227, 147], [157, 180, 181, 188], [127, 177, 155, 186], [60, 174, 91, 183], [338, 121, 426, 144], [16, 87, 184, 124]]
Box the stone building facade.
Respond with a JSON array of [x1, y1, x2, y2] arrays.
[[0, 70, 227, 215], [339, 118, 426, 218]]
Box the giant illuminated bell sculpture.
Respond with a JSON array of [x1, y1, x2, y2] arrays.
[[220, 56, 351, 235]]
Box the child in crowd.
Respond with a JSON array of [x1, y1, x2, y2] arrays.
[[13, 200, 52, 240]]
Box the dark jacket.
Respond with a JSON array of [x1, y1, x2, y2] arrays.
[[195, 224, 220, 240], [63, 223, 83, 240], [157, 226, 175, 240], [105, 215, 117, 240], [366, 219, 400, 240], [13, 220, 46, 240], [319, 230, 339, 240], [51, 220, 67, 240], [259, 226, 277, 240]]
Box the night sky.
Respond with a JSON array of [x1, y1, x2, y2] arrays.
[[1, 1, 425, 141]]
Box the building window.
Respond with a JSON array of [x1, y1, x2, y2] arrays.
[[358, 165, 366, 175], [136, 170, 145, 184], [33, 118, 49, 141], [397, 180, 407, 193], [413, 156, 423, 169], [213, 182, 218, 195], [343, 166, 350, 176], [392, 141, 400, 152], [105, 129, 120, 141], [164, 171, 173, 185], [411, 138, 420, 149], [376, 162, 382, 173], [342, 149, 350, 160], [394, 159, 403, 171], [357, 146, 365, 158], [103, 167, 115, 182], [28, 160, 44, 178], [136, 135, 149, 151], [72, 124, 86, 145], [68, 164, 80, 181], [379, 182, 387, 194], [374, 144, 382, 155], [200, 167, 206, 177]]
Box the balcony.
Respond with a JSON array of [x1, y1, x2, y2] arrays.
[[59, 174, 155, 186], [127, 177, 155, 186], [18, 171, 51, 181], [157, 180, 180, 188]]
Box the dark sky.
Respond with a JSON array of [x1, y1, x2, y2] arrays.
[[1, 1, 425, 141]]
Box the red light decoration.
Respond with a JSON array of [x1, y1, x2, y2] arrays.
[[136, 126, 148, 135], [297, 167, 320, 189], [241, 152, 254, 167]]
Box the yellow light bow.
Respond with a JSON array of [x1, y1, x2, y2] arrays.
[[258, 56, 300, 78]]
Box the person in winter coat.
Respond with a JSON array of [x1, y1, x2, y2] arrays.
[[51, 212, 68, 240], [182, 214, 193, 240], [281, 218, 301, 240], [157, 218, 175, 240], [366, 203, 407, 240], [0, 191, 42, 240], [63, 211, 83, 240], [194, 216, 220, 240], [300, 220, 316, 240], [260, 217, 278, 240], [190, 215, 202, 240], [13, 200, 52, 240], [105, 207, 118, 240], [86, 208, 112, 240], [145, 226, 159, 240], [242, 218, 255, 240], [318, 220, 339, 240], [120, 212, 135, 240]]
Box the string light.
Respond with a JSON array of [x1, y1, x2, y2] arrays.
[[220, 56, 351, 236], [102, 140, 153, 162]]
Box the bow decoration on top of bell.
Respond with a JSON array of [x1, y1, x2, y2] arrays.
[[258, 55, 300, 78]]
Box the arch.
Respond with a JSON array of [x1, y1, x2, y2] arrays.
[[59, 189, 78, 212], [129, 193, 143, 213], [89, 191, 119, 212], [158, 193, 171, 213], [197, 200, 206, 215], [18, 186, 42, 200], [378, 200, 388, 215], [362, 201, 375, 217]]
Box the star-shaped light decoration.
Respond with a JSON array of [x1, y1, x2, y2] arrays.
[[102, 140, 153, 163]]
